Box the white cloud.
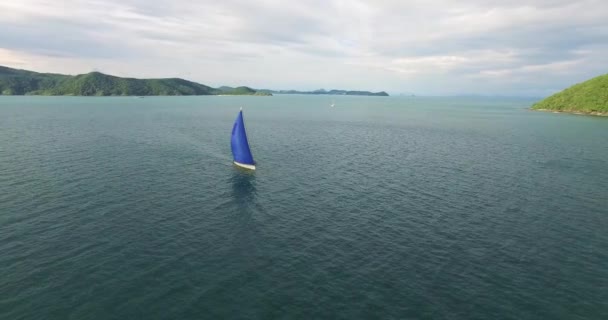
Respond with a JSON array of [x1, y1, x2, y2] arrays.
[[0, 0, 607, 95]]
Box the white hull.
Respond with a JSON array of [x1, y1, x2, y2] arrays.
[[234, 161, 256, 170]]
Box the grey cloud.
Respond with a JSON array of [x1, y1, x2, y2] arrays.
[[0, 0, 607, 95], [0, 20, 131, 59]]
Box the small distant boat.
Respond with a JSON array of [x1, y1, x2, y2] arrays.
[[231, 107, 256, 170], [330, 100, 335, 107]]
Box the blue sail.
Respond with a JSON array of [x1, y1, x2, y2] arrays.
[[231, 109, 255, 169]]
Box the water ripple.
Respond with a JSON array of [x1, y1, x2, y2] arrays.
[[1, 96, 607, 320]]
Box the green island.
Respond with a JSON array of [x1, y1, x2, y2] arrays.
[[0, 65, 389, 97], [0, 65, 271, 96], [531, 74, 608, 116]]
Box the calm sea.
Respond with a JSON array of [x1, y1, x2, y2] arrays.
[[1, 95, 607, 319]]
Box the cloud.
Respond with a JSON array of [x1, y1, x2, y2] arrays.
[[0, 0, 607, 95]]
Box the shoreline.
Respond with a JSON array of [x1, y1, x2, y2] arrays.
[[531, 108, 608, 117]]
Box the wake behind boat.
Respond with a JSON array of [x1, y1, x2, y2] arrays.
[[231, 108, 256, 170]]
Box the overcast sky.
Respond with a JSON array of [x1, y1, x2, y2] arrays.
[[1, 0, 607, 96]]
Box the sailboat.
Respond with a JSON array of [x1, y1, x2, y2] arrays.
[[330, 100, 335, 107], [231, 107, 256, 170]]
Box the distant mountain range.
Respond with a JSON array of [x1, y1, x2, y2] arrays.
[[0, 65, 388, 97], [257, 88, 389, 96]]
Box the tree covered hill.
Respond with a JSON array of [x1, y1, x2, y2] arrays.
[[0, 66, 270, 96], [217, 86, 270, 96], [532, 74, 608, 115]]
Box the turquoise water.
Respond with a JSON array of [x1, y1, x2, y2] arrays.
[[1, 95, 607, 319]]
